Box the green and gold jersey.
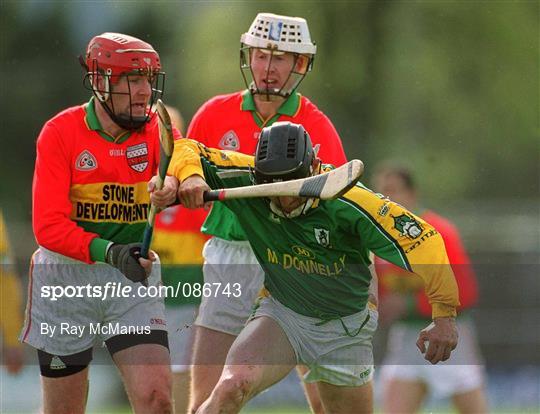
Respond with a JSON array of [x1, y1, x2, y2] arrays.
[[169, 140, 459, 320]]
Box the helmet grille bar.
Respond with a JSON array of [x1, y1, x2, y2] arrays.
[[287, 137, 296, 158]]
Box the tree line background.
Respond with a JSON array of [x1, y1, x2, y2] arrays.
[[1, 0, 539, 370]]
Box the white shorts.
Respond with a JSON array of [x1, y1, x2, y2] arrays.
[[253, 296, 379, 387], [195, 237, 265, 335], [380, 318, 485, 397], [21, 247, 167, 356], [166, 304, 197, 373]]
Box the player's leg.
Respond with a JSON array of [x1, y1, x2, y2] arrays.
[[382, 377, 427, 414], [317, 380, 374, 413], [38, 348, 93, 414], [447, 321, 489, 414], [173, 370, 191, 413], [452, 386, 489, 414], [301, 305, 379, 414], [104, 253, 173, 412], [297, 365, 325, 414], [41, 369, 89, 414], [190, 326, 236, 411], [109, 335, 172, 413], [190, 238, 265, 412], [166, 303, 198, 414], [196, 315, 296, 413], [21, 249, 98, 413]]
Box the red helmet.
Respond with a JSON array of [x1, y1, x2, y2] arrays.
[[85, 32, 161, 84], [81, 33, 165, 130]]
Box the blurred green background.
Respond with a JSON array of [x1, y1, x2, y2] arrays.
[[1, 1, 539, 412], [1, 1, 538, 214]]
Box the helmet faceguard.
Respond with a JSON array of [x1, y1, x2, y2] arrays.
[[80, 32, 165, 130], [240, 13, 316, 100]]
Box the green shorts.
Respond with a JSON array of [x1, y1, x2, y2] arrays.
[[252, 296, 378, 386]]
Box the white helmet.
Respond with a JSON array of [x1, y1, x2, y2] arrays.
[[240, 13, 317, 55], [240, 13, 317, 100]]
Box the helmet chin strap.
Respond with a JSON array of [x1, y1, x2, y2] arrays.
[[113, 113, 149, 130], [269, 197, 315, 219], [96, 91, 149, 131]]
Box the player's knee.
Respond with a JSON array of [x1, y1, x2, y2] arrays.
[[140, 387, 173, 413], [134, 377, 173, 412]]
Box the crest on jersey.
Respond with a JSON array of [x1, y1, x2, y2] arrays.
[[392, 214, 423, 239], [126, 143, 149, 172], [219, 130, 240, 150], [314, 228, 330, 247], [75, 150, 97, 171]]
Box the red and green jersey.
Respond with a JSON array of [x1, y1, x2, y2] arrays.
[[185, 90, 347, 241], [168, 140, 460, 320], [375, 210, 478, 322], [32, 98, 181, 264]]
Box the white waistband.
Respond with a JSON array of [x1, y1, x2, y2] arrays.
[[210, 237, 252, 247], [37, 246, 86, 264]]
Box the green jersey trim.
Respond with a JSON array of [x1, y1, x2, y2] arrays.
[[84, 97, 132, 144], [241, 90, 301, 128], [89, 237, 111, 263]]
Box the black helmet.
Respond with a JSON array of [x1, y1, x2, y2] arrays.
[[253, 122, 314, 184]]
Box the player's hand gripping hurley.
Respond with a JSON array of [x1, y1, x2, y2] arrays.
[[203, 159, 364, 202], [141, 100, 175, 258]]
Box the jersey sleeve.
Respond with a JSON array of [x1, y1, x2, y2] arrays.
[[168, 139, 254, 187], [32, 122, 99, 263], [306, 113, 347, 167], [342, 186, 460, 318], [434, 218, 478, 310]]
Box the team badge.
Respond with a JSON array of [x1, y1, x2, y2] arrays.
[[314, 228, 330, 247], [392, 214, 423, 239], [219, 130, 240, 150], [126, 143, 149, 172], [75, 150, 97, 171], [268, 21, 283, 41]]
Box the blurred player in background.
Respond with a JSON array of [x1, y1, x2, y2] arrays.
[[372, 162, 489, 414], [0, 210, 25, 375], [151, 122, 460, 414], [21, 33, 179, 413], [151, 105, 210, 414], [184, 13, 347, 413]]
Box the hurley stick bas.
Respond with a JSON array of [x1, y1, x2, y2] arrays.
[[203, 159, 364, 202], [141, 99, 175, 258]]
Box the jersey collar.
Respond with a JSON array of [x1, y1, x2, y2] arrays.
[[84, 97, 132, 144], [241, 90, 301, 128]]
